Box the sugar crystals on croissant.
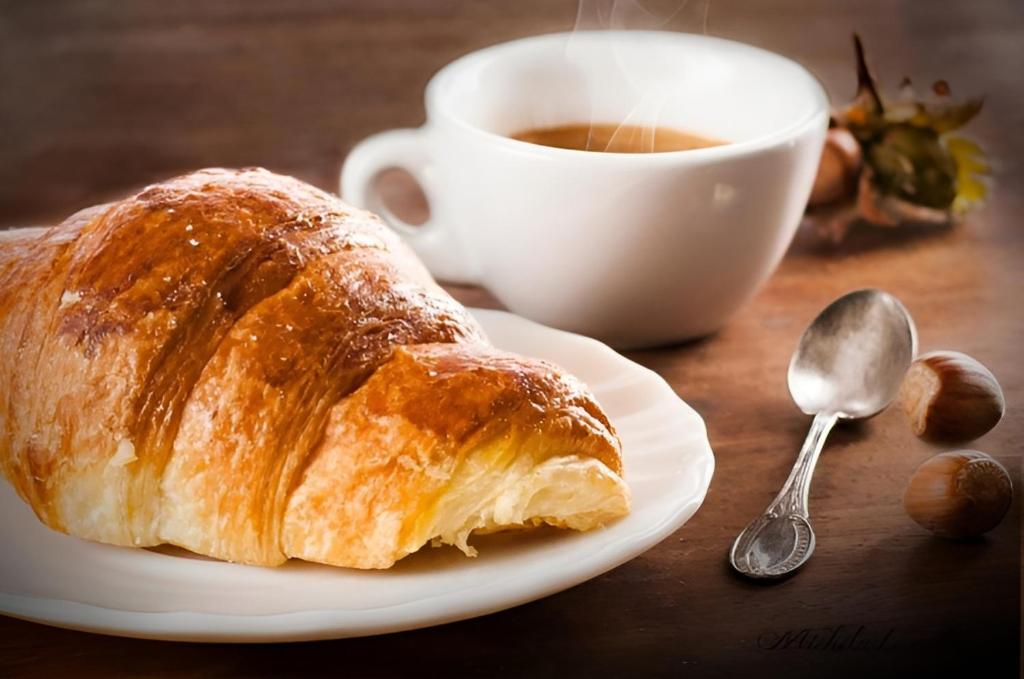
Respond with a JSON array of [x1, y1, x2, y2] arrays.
[[0, 168, 629, 568]]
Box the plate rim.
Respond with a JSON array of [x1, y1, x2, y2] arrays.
[[0, 307, 715, 642]]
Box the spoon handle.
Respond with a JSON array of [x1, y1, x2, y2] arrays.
[[729, 412, 838, 579]]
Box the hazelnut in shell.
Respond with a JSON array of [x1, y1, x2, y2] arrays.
[[904, 451, 1012, 539], [898, 350, 1005, 442], [808, 127, 863, 207]]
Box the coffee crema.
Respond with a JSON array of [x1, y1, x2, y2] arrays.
[[511, 123, 725, 154]]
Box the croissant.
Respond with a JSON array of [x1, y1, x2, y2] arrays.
[[0, 168, 629, 568]]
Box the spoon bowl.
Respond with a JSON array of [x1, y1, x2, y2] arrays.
[[789, 289, 918, 418]]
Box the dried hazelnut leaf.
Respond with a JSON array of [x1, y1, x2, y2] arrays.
[[909, 97, 984, 134], [946, 136, 991, 213]]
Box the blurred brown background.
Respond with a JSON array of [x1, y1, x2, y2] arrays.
[[0, 1, 1021, 677], [3, 0, 1022, 227]]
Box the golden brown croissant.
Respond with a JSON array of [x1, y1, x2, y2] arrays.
[[0, 168, 629, 568]]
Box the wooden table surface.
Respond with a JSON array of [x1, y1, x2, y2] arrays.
[[1, 1, 1021, 676]]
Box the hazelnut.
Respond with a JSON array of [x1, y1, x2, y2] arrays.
[[808, 128, 862, 207], [904, 450, 1012, 539], [898, 350, 1004, 442]]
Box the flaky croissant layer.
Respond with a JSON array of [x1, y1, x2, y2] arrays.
[[0, 168, 629, 568]]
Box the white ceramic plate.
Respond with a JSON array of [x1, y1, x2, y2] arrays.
[[0, 308, 714, 642]]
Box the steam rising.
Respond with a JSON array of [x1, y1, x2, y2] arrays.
[[567, 0, 711, 152]]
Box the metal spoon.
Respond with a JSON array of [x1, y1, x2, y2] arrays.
[[729, 289, 917, 580]]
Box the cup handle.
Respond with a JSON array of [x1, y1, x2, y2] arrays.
[[340, 128, 477, 284]]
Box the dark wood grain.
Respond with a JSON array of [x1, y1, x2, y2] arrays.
[[0, 1, 1021, 677]]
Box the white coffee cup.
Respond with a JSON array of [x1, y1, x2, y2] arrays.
[[341, 31, 828, 348]]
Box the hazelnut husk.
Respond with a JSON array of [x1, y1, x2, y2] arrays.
[[898, 350, 1005, 442], [855, 167, 953, 229], [802, 35, 989, 244], [904, 450, 1012, 539]]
